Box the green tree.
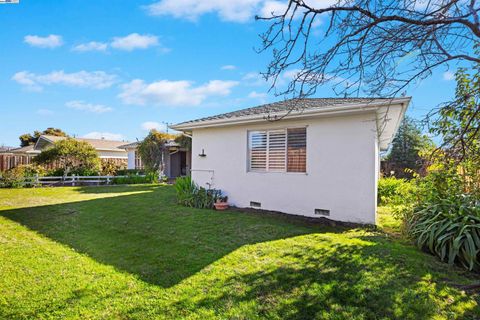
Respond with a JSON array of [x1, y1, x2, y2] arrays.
[[174, 134, 191, 150], [384, 116, 433, 179], [19, 128, 68, 147], [430, 67, 480, 163], [34, 139, 100, 176], [137, 130, 169, 176]]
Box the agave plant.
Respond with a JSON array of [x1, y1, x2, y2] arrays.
[[407, 196, 480, 271], [174, 176, 222, 209]]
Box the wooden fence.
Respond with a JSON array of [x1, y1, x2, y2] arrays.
[[0, 154, 128, 172]]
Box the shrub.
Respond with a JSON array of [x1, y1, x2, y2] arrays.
[[406, 195, 480, 271], [0, 164, 45, 188], [111, 173, 156, 185], [399, 165, 480, 271], [378, 177, 407, 205], [101, 160, 124, 176], [116, 169, 145, 176], [0, 168, 25, 188], [174, 176, 222, 209], [34, 139, 101, 176], [174, 176, 196, 206]]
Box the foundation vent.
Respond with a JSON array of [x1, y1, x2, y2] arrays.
[[314, 208, 330, 216], [250, 201, 261, 208]]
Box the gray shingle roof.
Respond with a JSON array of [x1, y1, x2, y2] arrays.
[[172, 97, 398, 127], [41, 135, 130, 151]]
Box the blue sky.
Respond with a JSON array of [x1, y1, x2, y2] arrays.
[[0, 0, 461, 147]]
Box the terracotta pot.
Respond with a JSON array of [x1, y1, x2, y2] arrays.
[[214, 202, 229, 210]]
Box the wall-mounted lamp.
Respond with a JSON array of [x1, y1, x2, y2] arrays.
[[198, 149, 207, 157]]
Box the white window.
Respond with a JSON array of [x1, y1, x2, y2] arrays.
[[248, 127, 306, 173]]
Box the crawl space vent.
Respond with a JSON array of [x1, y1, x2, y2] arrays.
[[250, 201, 261, 208], [314, 208, 330, 216]]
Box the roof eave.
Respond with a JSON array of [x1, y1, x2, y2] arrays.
[[378, 98, 410, 151], [171, 98, 411, 131]]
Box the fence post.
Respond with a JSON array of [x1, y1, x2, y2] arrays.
[[107, 176, 111, 185], [35, 174, 39, 186], [72, 174, 76, 187]]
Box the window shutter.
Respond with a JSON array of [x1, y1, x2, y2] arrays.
[[249, 131, 267, 171], [267, 130, 286, 171], [287, 128, 307, 172]]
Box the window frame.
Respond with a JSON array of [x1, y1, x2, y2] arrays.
[[247, 126, 307, 174]]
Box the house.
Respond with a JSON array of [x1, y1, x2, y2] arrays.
[[120, 140, 191, 178], [0, 145, 39, 171], [171, 97, 410, 225], [0, 135, 130, 171]]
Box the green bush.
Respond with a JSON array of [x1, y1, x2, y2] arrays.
[[378, 177, 416, 206], [174, 176, 222, 209], [0, 165, 45, 188], [116, 169, 145, 176], [378, 177, 409, 205], [406, 195, 480, 271], [112, 173, 156, 185], [399, 167, 480, 271]]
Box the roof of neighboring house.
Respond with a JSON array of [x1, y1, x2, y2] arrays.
[[6, 144, 40, 154], [170, 97, 411, 151], [36, 135, 130, 152], [119, 140, 181, 150], [119, 141, 140, 149]]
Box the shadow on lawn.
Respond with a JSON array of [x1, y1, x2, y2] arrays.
[[0, 185, 344, 288], [170, 236, 478, 319]]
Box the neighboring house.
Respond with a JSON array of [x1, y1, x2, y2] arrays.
[[0, 135, 130, 171], [120, 140, 191, 178], [0, 145, 39, 172], [171, 97, 410, 225]]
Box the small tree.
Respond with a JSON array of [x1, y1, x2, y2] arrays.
[[384, 116, 433, 178], [174, 134, 192, 150], [19, 128, 68, 147], [137, 130, 170, 177], [34, 139, 100, 176], [429, 67, 480, 164]]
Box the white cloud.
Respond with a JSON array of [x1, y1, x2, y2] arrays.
[[141, 121, 167, 132], [37, 109, 54, 116], [24, 34, 63, 48], [72, 41, 108, 52], [82, 132, 125, 141], [111, 33, 159, 51], [119, 79, 239, 106], [221, 65, 237, 70], [260, 0, 287, 17], [66, 100, 113, 113], [443, 71, 455, 81], [242, 71, 268, 86], [282, 68, 302, 81], [12, 70, 117, 91], [144, 0, 342, 23], [248, 91, 267, 99], [144, 0, 264, 22]]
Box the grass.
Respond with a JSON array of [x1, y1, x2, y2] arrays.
[[0, 185, 478, 319]]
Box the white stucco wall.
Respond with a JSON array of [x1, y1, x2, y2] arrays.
[[190, 112, 380, 224], [98, 150, 128, 159], [127, 150, 135, 169]]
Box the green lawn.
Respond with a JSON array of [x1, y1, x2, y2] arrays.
[[0, 185, 478, 319]]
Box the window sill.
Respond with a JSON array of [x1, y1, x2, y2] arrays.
[[247, 171, 308, 175]]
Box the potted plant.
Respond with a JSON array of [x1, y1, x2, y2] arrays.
[[214, 195, 229, 210]]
